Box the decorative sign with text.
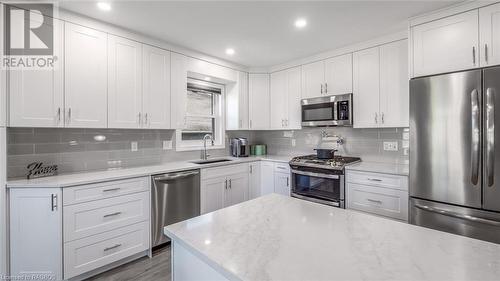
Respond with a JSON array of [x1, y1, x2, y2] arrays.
[[26, 162, 58, 179]]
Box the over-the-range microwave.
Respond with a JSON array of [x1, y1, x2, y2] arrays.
[[301, 93, 353, 127]]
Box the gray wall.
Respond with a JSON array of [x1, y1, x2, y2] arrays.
[[7, 127, 406, 179]]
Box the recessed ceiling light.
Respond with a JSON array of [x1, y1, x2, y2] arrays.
[[225, 48, 235, 56], [294, 18, 307, 29], [97, 2, 111, 11], [204, 77, 211, 81]]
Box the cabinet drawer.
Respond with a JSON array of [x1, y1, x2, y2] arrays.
[[273, 162, 290, 173], [63, 192, 150, 241], [64, 221, 149, 279], [347, 183, 408, 221], [346, 171, 408, 191], [63, 177, 149, 206], [201, 163, 248, 180]]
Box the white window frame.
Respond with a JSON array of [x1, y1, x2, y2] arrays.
[[176, 79, 225, 151]]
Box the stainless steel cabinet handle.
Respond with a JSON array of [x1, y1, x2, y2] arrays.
[[103, 187, 121, 192], [485, 44, 489, 63], [472, 46, 476, 65], [250, 165, 253, 174], [138, 112, 142, 124], [104, 244, 122, 252], [239, 119, 242, 128], [381, 112, 384, 124], [367, 198, 382, 204], [320, 84, 323, 94], [229, 179, 232, 189], [103, 211, 122, 218], [249, 120, 252, 129], [325, 83, 328, 94], [51, 194, 57, 211], [286, 177, 289, 187], [367, 178, 382, 182], [225, 179, 228, 189], [414, 204, 500, 226], [57, 108, 61, 123], [374, 112, 378, 124], [471, 89, 480, 185], [487, 88, 495, 187], [145, 113, 148, 126], [67, 108, 72, 123]]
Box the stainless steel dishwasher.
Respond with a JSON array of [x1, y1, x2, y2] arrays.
[[151, 169, 200, 247]]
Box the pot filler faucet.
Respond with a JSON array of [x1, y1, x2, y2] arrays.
[[202, 134, 214, 160]]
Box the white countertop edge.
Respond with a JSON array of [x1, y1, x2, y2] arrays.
[[345, 161, 409, 176], [6, 155, 292, 188]]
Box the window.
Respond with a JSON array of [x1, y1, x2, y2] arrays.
[[176, 79, 225, 150]]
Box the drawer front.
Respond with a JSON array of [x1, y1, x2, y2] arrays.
[[64, 192, 150, 241], [201, 163, 249, 180], [273, 162, 290, 173], [346, 171, 408, 191], [64, 221, 149, 279], [63, 177, 149, 206], [347, 183, 408, 221]]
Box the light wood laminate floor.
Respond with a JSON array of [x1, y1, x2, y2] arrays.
[[86, 245, 171, 281]]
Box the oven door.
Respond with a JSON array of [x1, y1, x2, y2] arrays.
[[291, 169, 344, 207]]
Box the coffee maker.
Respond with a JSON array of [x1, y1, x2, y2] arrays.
[[230, 138, 249, 157]]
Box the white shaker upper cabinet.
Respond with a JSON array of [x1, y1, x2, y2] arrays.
[[286, 66, 302, 129], [65, 23, 108, 128], [379, 40, 409, 128], [325, 53, 353, 95], [142, 45, 171, 129], [301, 61, 324, 99], [270, 70, 288, 129], [480, 3, 500, 67], [353, 46, 380, 128], [248, 73, 270, 130], [170, 53, 188, 129], [412, 10, 479, 77], [9, 18, 64, 127], [108, 35, 143, 129], [226, 71, 249, 130]]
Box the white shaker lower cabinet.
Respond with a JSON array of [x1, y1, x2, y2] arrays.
[[200, 164, 249, 214], [9, 188, 63, 280], [9, 177, 150, 280], [346, 170, 408, 221], [274, 163, 291, 196], [249, 161, 261, 199]]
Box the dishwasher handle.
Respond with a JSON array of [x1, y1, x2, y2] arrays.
[[154, 171, 199, 182]]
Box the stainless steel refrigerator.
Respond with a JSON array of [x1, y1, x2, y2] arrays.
[[410, 67, 500, 244]]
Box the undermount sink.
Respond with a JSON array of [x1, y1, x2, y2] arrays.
[[190, 158, 234, 165]]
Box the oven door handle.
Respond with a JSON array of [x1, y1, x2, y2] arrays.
[[291, 169, 340, 179]]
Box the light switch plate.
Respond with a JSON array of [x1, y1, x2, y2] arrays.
[[291, 139, 296, 147], [162, 140, 172, 150], [402, 140, 409, 149], [131, 141, 138, 152], [383, 141, 398, 151], [403, 132, 410, 140], [283, 131, 294, 138]]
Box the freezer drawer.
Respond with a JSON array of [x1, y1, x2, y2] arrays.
[[410, 198, 500, 244]]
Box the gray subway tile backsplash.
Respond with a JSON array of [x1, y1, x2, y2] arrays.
[[6, 127, 407, 179]]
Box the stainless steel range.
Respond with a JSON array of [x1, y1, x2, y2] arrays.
[[289, 155, 361, 208]]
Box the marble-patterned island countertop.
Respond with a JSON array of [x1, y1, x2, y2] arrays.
[[165, 194, 500, 281]]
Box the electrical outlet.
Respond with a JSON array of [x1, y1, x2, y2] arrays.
[[283, 131, 294, 138], [131, 141, 138, 152], [291, 139, 296, 147], [403, 132, 410, 140], [402, 140, 409, 149], [162, 140, 172, 150], [403, 148, 409, 156], [383, 141, 398, 151]]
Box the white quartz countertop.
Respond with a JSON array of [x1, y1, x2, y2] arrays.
[[164, 194, 500, 281], [6, 155, 292, 188], [345, 161, 409, 176]]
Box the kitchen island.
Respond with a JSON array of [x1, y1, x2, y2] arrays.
[[164, 194, 500, 281]]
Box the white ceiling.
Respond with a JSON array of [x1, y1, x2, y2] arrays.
[[60, 1, 460, 68]]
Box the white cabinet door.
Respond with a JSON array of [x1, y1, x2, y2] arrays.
[[171, 53, 188, 129], [143, 45, 171, 129], [248, 73, 270, 130], [10, 188, 62, 280], [379, 40, 409, 128], [9, 18, 64, 127], [480, 3, 500, 67], [249, 162, 261, 199], [270, 70, 288, 129], [353, 47, 380, 128], [226, 71, 249, 130], [274, 172, 290, 196], [65, 23, 107, 128], [412, 10, 479, 77], [108, 35, 143, 129], [200, 177, 226, 214], [260, 161, 275, 196], [226, 173, 249, 207], [301, 61, 324, 99], [325, 53, 353, 95], [286, 66, 302, 129]]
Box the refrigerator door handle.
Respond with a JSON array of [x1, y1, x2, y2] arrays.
[[486, 87, 495, 187], [471, 89, 480, 185], [414, 204, 500, 226]]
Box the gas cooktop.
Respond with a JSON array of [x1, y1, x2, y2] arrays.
[[289, 155, 361, 170]]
